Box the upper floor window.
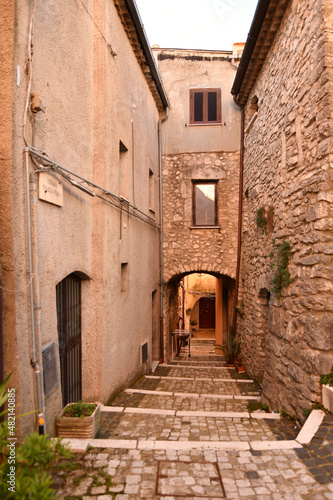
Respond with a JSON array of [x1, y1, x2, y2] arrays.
[[193, 181, 218, 226], [190, 89, 221, 124]]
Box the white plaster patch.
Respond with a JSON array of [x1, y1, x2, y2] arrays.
[[296, 409, 326, 445], [101, 406, 124, 412], [176, 411, 250, 418], [250, 440, 303, 450], [124, 408, 175, 416]]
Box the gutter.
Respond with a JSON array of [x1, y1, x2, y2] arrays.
[[231, 106, 244, 338], [124, 0, 169, 110], [158, 109, 169, 363], [231, 0, 271, 98]]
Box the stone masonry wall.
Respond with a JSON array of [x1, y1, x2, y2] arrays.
[[163, 151, 239, 284], [238, 0, 333, 420]]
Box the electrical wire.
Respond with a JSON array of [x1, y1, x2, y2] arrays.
[[0, 275, 33, 293], [28, 147, 159, 229], [78, 0, 117, 56]]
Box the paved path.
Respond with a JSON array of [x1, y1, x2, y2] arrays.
[[57, 344, 333, 499]]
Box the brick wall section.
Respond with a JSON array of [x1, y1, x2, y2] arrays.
[[238, 0, 333, 419], [163, 151, 239, 284]]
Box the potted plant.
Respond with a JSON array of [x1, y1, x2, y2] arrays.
[[190, 319, 197, 338], [216, 336, 240, 366], [56, 401, 101, 439], [320, 366, 333, 413]]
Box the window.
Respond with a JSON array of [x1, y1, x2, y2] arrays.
[[119, 140, 129, 200], [121, 263, 129, 292], [193, 182, 218, 226], [149, 169, 155, 213], [190, 89, 221, 124]]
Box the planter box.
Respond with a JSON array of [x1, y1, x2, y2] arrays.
[[322, 385, 333, 413], [56, 403, 101, 439]]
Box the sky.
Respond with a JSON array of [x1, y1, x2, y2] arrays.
[[135, 0, 259, 52]]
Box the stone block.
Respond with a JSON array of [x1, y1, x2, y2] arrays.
[[322, 385, 333, 412], [304, 314, 333, 350]]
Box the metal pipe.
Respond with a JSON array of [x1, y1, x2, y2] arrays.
[[231, 106, 245, 337], [25, 148, 46, 434], [158, 108, 169, 363]]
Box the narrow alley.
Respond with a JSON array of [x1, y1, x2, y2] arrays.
[[55, 342, 333, 499]]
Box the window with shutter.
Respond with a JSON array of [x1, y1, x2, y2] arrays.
[[190, 88, 221, 124]]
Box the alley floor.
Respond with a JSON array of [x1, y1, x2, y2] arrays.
[[55, 342, 333, 499]]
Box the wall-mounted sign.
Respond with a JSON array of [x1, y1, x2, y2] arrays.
[[42, 343, 59, 397], [38, 172, 63, 207]]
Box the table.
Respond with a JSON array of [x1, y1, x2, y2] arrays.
[[171, 329, 191, 360]]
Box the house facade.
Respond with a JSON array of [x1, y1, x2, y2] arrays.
[[232, 0, 333, 419], [1, 0, 167, 436], [153, 47, 243, 358]]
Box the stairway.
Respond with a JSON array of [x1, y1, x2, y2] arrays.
[[97, 342, 299, 449], [60, 341, 332, 499]]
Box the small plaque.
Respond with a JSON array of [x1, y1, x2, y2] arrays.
[[42, 343, 58, 397], [38, 172, 63, 207]]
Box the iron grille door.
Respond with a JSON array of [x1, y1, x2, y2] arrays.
[[56, 274, 82, 407]]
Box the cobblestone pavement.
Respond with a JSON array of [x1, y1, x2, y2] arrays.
[[57, 343, 333, 499]]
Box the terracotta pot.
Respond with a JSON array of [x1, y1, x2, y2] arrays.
[[56, 403, 101, 439]]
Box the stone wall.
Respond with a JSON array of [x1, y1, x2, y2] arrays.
[[163, 151, 239, 284], [238, 0, 333, 420]]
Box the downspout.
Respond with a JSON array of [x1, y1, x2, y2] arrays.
[[231, 104, 245, 337], [158, 108, 169, 363], [23, 1, 45, 434]]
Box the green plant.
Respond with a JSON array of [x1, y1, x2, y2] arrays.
[[216, 336, 239, 364], [256, 206, 267, 233], [63, 401, 96, 418], [320, 366, 333, 387], [269, 239, 293, 299], [0, 374, 73, 499], [248, 401, 269, 413]]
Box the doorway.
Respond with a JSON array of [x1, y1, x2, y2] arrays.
[[56, 274, 82, 406]]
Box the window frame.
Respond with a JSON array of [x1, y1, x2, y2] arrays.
[[189, 88, 222, 125], [192, 180, 218, 227]]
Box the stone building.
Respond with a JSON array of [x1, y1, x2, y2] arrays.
[[0, 0, 167, 436], [231, 0, 333, 419], [153, 47, 243, 357]]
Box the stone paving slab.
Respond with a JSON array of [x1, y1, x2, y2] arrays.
[[96, 412, 289, 443], [55, 350, 333, 499], [146, 375, 255, 383], [52, 445, 333, 499], [108, 393, 256, 412]]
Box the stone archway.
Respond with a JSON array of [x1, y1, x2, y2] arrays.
[[163, 269, 235, 361]]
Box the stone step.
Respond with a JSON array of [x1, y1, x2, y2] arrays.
[[97, 408, 295, 443], [108, 392, 255, 412]]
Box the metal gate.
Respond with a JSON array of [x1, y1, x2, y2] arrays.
[[56, 274, 82, 406]]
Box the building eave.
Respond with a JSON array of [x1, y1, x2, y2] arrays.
[[231, 0, 290, 107], [114, 0, 169, 111]]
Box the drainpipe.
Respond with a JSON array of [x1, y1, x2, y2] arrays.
[[25, 149, 46, 434], [158, 108, 169, 363], [23, 1, 45, 434], [231, 105, 245, 338]]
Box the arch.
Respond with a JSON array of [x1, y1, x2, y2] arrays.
[[167, 268, 235, 286], [56, 269, 91, 285], [163, 270, 236, 359]]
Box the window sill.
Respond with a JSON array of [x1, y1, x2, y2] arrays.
[[190, 226, 220, 230], [188, 123, 222, 127]]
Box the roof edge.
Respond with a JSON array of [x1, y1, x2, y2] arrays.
[[231, 0, 271, 100], [124, 0, 169, 109]]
